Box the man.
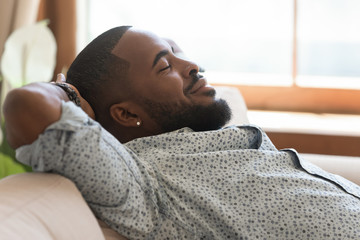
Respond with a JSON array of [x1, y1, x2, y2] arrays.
[[65, 26, 231, 143], [3, 26, 360, 239]]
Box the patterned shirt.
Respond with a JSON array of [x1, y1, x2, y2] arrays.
[[17, 101, 360, 239]]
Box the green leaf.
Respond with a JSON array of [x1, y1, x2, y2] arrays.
[[0, 119, 32, 179], [0, 153, 31, 179]]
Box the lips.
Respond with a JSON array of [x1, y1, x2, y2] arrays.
[[189, 78, 207, 94], [188, 78, 211, 94]]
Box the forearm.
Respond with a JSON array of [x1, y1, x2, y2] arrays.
[[3, 82, 69, 149]]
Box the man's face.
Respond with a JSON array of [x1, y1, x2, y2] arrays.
[[112, 28, 231, 132]]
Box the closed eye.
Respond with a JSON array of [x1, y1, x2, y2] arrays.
[[159, 65, 171, 72]]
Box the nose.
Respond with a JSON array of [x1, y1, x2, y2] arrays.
[[180, 59, 200, 78]]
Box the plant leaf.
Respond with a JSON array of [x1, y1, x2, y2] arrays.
[[0, 20, 57, 88], [0, 153, 31, 179]]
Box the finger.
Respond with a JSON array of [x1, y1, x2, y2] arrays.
[[56, 73, 66, 83], [66, 83, 96, 120]]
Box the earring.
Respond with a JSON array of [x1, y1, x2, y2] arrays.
[[136, 121, 141, 126]]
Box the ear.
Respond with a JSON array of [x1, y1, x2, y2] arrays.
[[109, 102, 140, 127]]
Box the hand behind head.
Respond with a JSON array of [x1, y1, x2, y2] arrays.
[[56, 74, 96, 120]]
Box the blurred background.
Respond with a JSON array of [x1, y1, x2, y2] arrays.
[[82, 0, 360, 88], [1, 0, 360, 179]]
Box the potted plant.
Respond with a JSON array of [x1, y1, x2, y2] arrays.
[[0, 20, 56, 178]]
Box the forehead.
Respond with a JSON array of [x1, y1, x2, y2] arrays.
[[111, 29, 168, 69]]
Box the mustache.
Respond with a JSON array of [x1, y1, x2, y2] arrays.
[[184, 73, 203, 95]]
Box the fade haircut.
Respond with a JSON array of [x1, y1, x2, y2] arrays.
[[67, 26, 132, 119]]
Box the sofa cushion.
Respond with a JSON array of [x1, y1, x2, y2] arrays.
[[301, 153, 360, 186], [0, 173, 105, 240], [214, 86, 249, 126]]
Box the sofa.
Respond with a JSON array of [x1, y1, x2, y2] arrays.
[[0, 87, 359, 240], [0, 172, 126, 240]]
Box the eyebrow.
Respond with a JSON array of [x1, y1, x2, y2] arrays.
[[152, 50, 169, 68]]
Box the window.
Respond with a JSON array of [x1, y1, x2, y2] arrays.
[[77, 0, 360, 114], [297, 0, 360, 89]]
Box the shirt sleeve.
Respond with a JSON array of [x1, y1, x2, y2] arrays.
[[16, 101, 141, 205], [16, 100, 90, 171], [16, 101, 160, 238]]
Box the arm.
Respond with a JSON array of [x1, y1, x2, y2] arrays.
[[3, 74, 95, 149], [3, 81, 68, 149]]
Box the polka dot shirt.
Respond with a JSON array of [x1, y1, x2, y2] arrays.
[[17, 101, 360, 239]]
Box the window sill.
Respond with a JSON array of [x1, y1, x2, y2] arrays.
[[213, 83, 360, 114], [247, 110, 360, 156], [248, 110, 360, 137]]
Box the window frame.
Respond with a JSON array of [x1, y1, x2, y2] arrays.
[[224, 0, 360, 114]]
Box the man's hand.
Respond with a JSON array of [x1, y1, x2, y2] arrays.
[[54, 74, 95, 120]]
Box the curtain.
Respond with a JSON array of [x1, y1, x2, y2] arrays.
[[0, 0, 41, 178], [37, 0, 77, 81], [0, 0, 40, 66]]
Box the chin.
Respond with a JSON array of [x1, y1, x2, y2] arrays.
[[193, 89, 217, 105], [204, 88, 216, 98]]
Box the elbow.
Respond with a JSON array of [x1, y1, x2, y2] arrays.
[[3, 89, 28, 149], [3, 84, 62, 149]]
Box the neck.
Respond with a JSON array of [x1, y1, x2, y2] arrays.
[[111, 126, 161, 143], [101, 120, 162, 143]]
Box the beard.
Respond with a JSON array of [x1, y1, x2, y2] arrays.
[[140, 93, 232, 133]]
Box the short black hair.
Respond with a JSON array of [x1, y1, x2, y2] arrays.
[[67, 26, 132, 119]]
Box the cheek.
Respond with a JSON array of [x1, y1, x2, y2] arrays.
[[145, 76, 186, 101]]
